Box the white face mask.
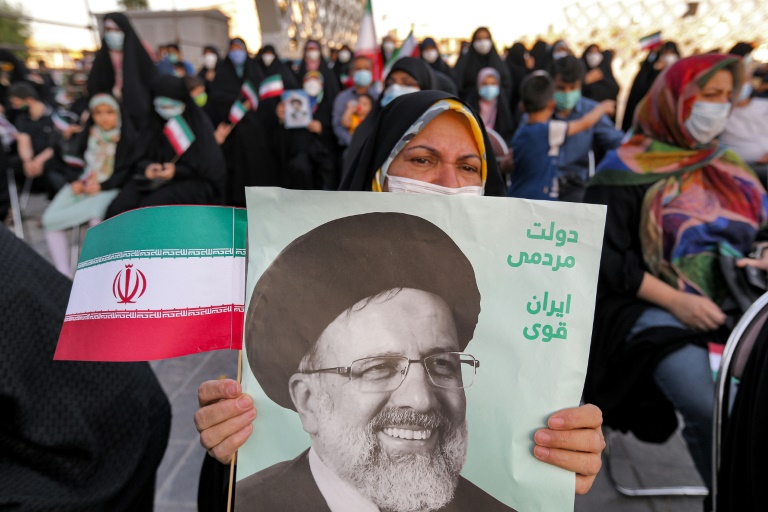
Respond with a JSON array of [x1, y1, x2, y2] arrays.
[[338, 50, 351, 63], [303, 79, 323, 97], [473, 39, 493, 55], [386, 175, 483, 196], [422, 49, 439, 63], [203, 53, 218, 70], [586, 52, 603, 68], [552, 50, 568, 61], [261, 53, 275, 67], [306, 49, 321, 62], [684, 100, 731, 144], [383, 41, 395, 54], [380, 84, 420, 107], [662, 53, 678, 66]]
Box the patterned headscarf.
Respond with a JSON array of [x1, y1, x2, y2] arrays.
[[372, 98, 487, 192], [591, 54, 768, 303]]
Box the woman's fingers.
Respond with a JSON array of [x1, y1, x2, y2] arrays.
[[198, 379, 241, 408]]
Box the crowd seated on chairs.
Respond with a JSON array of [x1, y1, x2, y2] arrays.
[[5, 13, 768, 510]]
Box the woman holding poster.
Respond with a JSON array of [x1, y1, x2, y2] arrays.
[[584, 54, 768, 491], [195, 90, 606, 510]]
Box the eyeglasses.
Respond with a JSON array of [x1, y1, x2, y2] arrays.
[[300, 352, 479, 393]]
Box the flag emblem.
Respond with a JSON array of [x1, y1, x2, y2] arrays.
[[112, 264, 147, 304]]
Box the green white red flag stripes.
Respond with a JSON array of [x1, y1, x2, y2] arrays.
[[354, 0, 382, 82], [382, 29, 419, 80], [241, 80, 259, 110], [54, 206, 247, 361], [163, 115, 196, 157], [229, 100, 247, 125], [258, 74, 284, 100], [640, 31, 662, 51]]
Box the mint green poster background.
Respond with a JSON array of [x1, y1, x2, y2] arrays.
[[239, 188, 606, 512]]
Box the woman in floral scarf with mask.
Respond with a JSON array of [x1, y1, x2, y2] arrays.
[[584, 54, 768, 491], [42, 94, 135, 276]]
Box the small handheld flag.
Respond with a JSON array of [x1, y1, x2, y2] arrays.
[[54, 206, 247, 361], [62, 154, 85, 169], [258, 74, 284, 100], [228, 100, 248, 125], [639, 31, 663, 51], [163, 115, 196, 157], [241, 80, 258, 110]]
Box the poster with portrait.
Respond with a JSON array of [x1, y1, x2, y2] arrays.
[[281, 90, 312, 129], [237, 188, 606, 512]]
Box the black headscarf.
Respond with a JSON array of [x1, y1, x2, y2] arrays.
[[87, 12, 156, 130], [0, 49, 27, 110], [205, 38, 264, 126], [332, 44, 353, 87], [452, 27, 512, 102], [580, 45, 620, 104], [530, 40, 550, 72], [339, 90, 505, 196], [295, 40, 340, 101], [419, 37, 454, 79], [621, 41, 680, 131], [0, 227, 170, 511], [132, 75, 224, 193], [253, 44, 300, 133], [504, 42, 531, 109]]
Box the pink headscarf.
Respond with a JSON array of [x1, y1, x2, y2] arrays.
[[477, 67, 499, 129]]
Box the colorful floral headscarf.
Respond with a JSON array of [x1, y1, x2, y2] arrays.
[[591, 54, 768, 303]]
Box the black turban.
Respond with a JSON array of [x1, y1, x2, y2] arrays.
[[245, 212, 481, 410]]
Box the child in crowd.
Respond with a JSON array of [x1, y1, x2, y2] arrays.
[[41, 94, 133, 276], [341, 93, 373, 135], [9, 82, 76, 198], [508, 71, 615, 200]]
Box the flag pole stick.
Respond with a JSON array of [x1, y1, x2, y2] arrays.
[[225, 349, 243, 512]]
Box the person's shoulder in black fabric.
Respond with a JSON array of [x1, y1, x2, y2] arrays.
[[0, 229, 171, 511]]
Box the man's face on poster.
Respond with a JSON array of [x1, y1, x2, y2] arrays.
[[290, 287, 470, 511]]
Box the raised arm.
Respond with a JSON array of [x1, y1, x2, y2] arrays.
[[567, 100, 616, 136]]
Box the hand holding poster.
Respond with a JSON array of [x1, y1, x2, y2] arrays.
[[237, 188, 606, 512], [282, 90, 312, 129]]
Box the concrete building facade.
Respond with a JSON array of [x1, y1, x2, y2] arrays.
[[255, 0, 365, 59], [97, 10, 230, 66]]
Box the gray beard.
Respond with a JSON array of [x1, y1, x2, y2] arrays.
[[313, 392, 468, 512]]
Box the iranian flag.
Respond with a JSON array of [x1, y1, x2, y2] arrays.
[[229, 100, 247, 125], [640, 31, 662, 51], [54, 206, 247, 361], [62, 154, 85, 168], [163, 115, 196, 157], [242, 80, 258, 110], [258, 74, 284, 100], [382, 29, 419, 79], [355, 0, 382, 82], [52, 111, 72, 132]]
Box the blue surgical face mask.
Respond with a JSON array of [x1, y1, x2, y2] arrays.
[[684, 100, 731, 145], [478, 84, 500, 101], [738, 81, 753, 103], [553, 89, 581, 111], [229, 49, 247, 66], [153, 97, 186, 120], [353, 69, 372, 88], [104, 31, 124, 51], [381, 84, 420, 107]]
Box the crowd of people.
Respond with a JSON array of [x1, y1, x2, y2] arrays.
[[3, 10, 768, 511]]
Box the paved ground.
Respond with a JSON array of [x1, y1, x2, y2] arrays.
[[9, 194, 707, 512]]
